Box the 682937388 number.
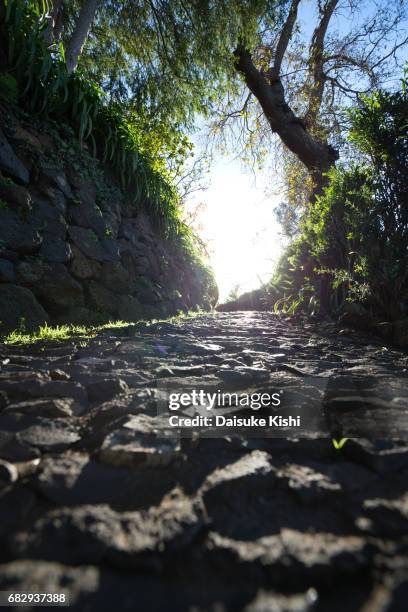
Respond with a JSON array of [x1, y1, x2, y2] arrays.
[[0, 592, 69, 607]]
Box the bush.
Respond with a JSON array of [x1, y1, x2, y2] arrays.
[[271, 76, 408, 321]]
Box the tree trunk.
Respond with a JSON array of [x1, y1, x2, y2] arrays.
[[234, 45, 339, 314], [234, 45, 339, 199], [43, 0, 63, 47], [65, 0, 99, 74], [53, 5, 65, 44]]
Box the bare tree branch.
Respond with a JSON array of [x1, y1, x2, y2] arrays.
[[211, 0, 407, 202], [44, 0, 63, 46], [304, 0, 339, 129], [268, 0, 301, 81], [65, 0, 99, 73]]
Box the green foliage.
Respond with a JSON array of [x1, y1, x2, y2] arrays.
[[265, 237, 317, 315], [0, 0, 217, 303], [226, 284, 241, 303], [332, 438, 349, 450], [0, 0, 192, 237], [270, 76, 408, 321], [68, 0, 274, 125]]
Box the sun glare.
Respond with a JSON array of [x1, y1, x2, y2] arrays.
[[187, 159, 284, 302]]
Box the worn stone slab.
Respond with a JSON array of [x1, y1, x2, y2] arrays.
[[99, 415, 180, 467]]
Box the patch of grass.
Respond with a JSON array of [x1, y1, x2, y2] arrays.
[[1, 312, 208, 346], [2, 323, 90, 345], [2, 321, 136, 345], [131, 310, 205, 332], [98, 320, 133, 329]]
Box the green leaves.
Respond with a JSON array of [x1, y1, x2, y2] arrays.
[[269, 75, 408, 322], [0, 0, 194, 240], [332, 438, 348, 450]]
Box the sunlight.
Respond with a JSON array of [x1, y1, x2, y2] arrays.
[[187, 159, 284, 302]]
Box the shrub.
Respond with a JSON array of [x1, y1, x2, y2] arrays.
[[270, 76, 408, 321]]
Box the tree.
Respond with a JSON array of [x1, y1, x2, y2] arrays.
[[214, 0, 407, 199], [213, 0, 407, 312], [43, 0, 63, 46], [43, 0, 100, 72], [41, 0, 265, 125], [234, 38, 339, 196], [40, 0, 407, 200], [65, 0, 99, 73], [275, 76, 408, 320]]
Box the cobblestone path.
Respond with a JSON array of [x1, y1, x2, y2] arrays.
[[0, 312, 407, 611]]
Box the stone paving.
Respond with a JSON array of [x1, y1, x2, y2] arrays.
[[0, 312, 408, 611]]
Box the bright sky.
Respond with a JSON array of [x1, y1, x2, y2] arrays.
[[187, 157, 284, 302]]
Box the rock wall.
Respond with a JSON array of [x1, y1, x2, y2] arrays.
[[0, 110, 217, 333]]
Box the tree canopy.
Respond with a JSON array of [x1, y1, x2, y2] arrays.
[[43, 0, 280, 125], [212, 0, 407, 198], [38, 0, 408, 196]]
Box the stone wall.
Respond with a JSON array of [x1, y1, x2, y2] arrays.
[[0, 112, 217, 333]]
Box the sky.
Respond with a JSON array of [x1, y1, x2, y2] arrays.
[[185, 1, 408, 303], [187, 158, 284, 302]]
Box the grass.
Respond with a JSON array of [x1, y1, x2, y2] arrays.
[[0, 311, 206, 345], [136, 310, 202, 328], [3, 323, 90, 345], [332, 438, 349, 450], [1, 320, 132, 345]]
